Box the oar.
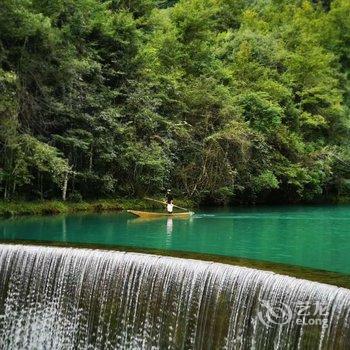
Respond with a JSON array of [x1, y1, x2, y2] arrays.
[[144, 197, 190, 212]]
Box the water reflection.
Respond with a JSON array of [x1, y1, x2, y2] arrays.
[[62, 216, 67, 242], [1, 206, 350, 274], [166, 218, 173, 247], [166, 218, 173, 235]]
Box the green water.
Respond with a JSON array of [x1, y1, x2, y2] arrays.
[[0, 205, 350, 275]]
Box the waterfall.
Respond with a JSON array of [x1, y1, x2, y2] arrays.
[[0, 244, 349, 349]]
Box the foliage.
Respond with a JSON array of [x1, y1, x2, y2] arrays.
[[0, 0, 350, 204], [0, 198, 195, 217]]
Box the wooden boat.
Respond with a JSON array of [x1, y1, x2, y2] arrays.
[[127, 210, 193, 219]]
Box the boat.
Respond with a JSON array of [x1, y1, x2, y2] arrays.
[[127, 210, 194, 219]]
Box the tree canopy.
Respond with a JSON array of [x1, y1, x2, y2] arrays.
[[0, 0, 350, 204]]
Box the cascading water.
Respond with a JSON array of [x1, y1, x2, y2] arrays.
[[0, 244, 349, 349]]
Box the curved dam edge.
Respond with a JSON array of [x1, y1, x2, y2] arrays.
[[1, 239, 349, 289], [0, 243, 350, 349]]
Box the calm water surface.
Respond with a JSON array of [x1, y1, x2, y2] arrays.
[[0, 205, 349, 274]]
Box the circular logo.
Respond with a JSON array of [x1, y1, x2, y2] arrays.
[[258, 300, 293, 327]]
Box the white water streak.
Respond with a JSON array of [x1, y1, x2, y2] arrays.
[[0, 244, 349, 349]]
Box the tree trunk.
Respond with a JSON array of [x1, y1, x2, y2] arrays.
[[40, 173, 43, 200], [89, 144, 93, 172], [4, 182, 8, 200], [62, 172, 68, 201]]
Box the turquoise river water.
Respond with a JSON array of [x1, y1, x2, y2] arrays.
[[0, 205, 350, 275]]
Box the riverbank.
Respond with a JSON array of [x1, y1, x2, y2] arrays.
[[0, 198, 195, 217]]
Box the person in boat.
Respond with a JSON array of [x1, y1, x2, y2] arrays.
[[165, 189, 174, 214]]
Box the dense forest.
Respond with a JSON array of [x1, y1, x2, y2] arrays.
[[0, 0, 349, 204]]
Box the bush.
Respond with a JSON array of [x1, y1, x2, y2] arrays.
[[68, 191, 83, 203]]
